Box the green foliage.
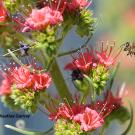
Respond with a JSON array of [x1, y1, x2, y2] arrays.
[[105, 106, 130, 127], [4, 0, 33, 14], [76, 9, 96, 37], [108, 63, 120, 90], [1, 95, 21, 111], [0, 29, 20, 51], [74, 76, 91, 94], [121, 101, 134, 135]]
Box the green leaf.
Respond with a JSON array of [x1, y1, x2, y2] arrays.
[[105, 106, 130, 127], [83, 75, 96, 102], [8, 49, 25, 66], [108, 62, 120, 90], [121, 101, 134, 135], [5, 125, 53, 135]]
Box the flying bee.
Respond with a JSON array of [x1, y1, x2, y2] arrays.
[[122, 42, 135, 56]]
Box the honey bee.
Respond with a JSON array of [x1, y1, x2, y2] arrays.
[[123, 42, 135, 56]]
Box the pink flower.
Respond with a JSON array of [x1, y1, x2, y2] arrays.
[[96, 44, 120, 67], [0, 73, 12, 95], [13, 66, 34, 89], [33, 73, 52, 90], [0, 0, 7, 22], [25, 6, 63, 30], [49, 103, 85, 120], [68, 0, 91, 10], [74, 107, 104, 131], [103, 91, 122, 110], [65, 48, 95, 73], [91, 91, 122, 117]]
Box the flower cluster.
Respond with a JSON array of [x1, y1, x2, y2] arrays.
[[49, 90, 122, 134], [65, 44, 120, 97], [25, 6, 63, 30], [0, 63, 52, 112], [13, 66, 51, 91], [50, 103, 104, 132], [0, 0, 7, 22], [4, 0, 94, 34]]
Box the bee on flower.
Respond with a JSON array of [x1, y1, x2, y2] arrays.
[[65, 42, 121, 98]]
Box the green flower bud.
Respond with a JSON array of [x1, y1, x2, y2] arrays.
[[10, 88, 40, 113], [76, 9, 96, 37], [32, 27, 57, 57], [74, 75, 91, 94], [90, 65, 109, 96]]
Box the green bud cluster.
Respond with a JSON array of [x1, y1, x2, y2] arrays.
[[32, 26, 57, 56], [5, 0, 33, 14], [76, 9, 96, 37], [10, 88, 40, 113], [4, 0, 17, 13], [90, 65, 109, 95], [55, 119, 87, 135]]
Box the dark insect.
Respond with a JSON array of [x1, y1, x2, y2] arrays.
[[71, 69, 84, 81], [19, 41, 29, 55], [123, 42, 135, 56]]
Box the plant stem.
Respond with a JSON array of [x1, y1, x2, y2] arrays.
[[58, 36, 92, 57], [50, 59, 72, 101]]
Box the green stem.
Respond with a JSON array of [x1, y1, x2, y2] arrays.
[[50, 59, 72, 101], [58, 36, 92, 57], [83, 75, 96, 102]]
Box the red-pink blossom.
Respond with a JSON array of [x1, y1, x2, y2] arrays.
[[0, 0, 7, 22], [96, 44, 120, 67], [68, 0, 91, 10], [49, 103, 85, 120], [65, 49, 95, 73], [25, 6, 63, 30], [33, 73, 52, 90], [13, 66, 34, 89], [74, 107, 104, 131], [49, 102, 104, 132], [12, 65, 52, 91], [0, 73, 12, 95]]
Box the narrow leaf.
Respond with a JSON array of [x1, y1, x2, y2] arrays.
[[5, 125, 53, 135], [108, 62, 120, 90], [121, 101, 134, 135], [8, 49, 24, 66], [83, 75, 96, 102]]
